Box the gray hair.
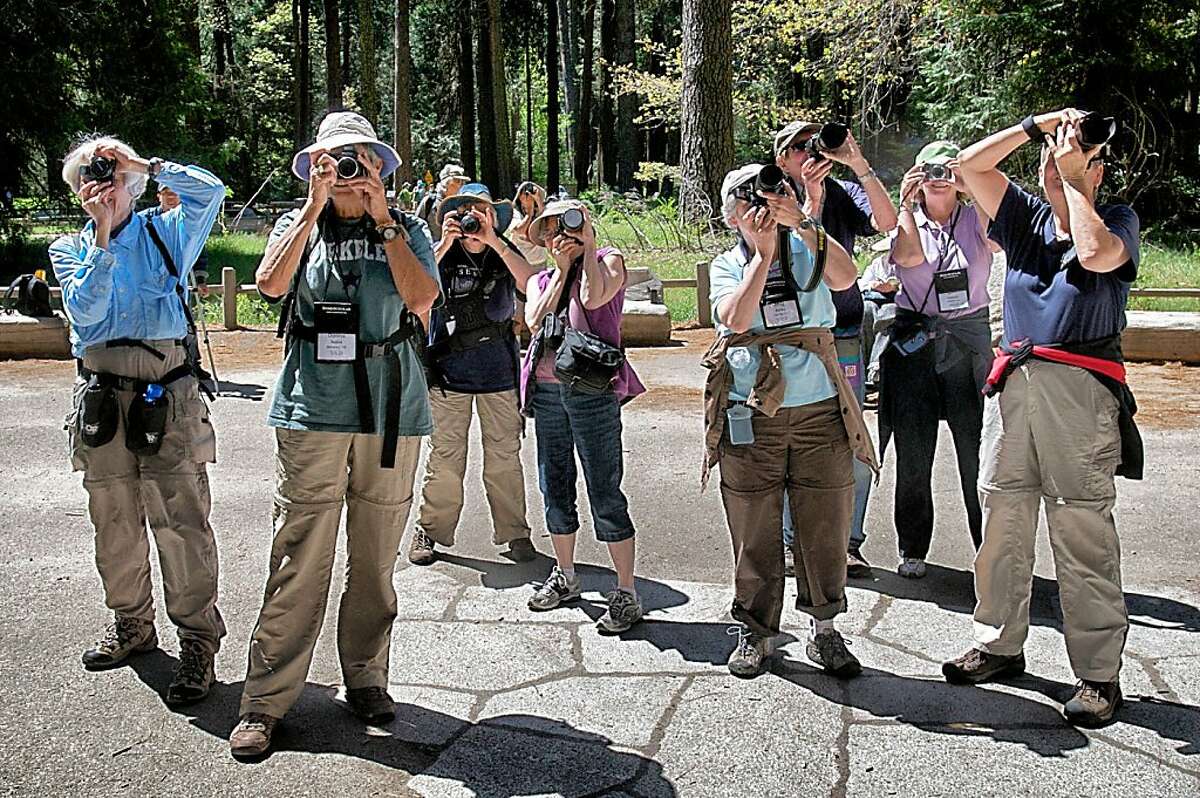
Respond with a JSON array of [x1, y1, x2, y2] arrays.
[[722, 191, 740, 229], [61, 135, 147, 199]]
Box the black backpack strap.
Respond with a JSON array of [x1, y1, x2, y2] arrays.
[[145, 218, 197, 336]]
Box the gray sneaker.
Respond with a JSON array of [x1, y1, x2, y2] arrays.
[[727, 625, 771, 678], [528, 566, 582, 611], [597, 589, 644, 634], [806, 629, 862, 678]]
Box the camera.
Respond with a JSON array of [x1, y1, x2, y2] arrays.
[[923, 163, 952, 182], [1078, 113, 1117, 150], [458, 211, 482, 234], [804, 122, 849, 162], [333, 146, 362, 180], [80, 155, 116, 184], [755, 165, 788, 197], [560, 207, 585, 232], [517, 181, 538, 196]]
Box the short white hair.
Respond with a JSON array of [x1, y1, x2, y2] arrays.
[[61, 135, 147, 199]]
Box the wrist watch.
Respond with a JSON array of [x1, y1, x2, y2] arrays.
[[1021, 115, 1045, 144], [797, 217, 815, 231], [855, 166, 877, 182], [147, 157, 165, 178], [377, 222, 408, 243]]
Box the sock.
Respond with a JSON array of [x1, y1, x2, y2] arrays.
[[560, 567, 576, 580], [617, 584, 637, 599], [811, 617, 835, 637]]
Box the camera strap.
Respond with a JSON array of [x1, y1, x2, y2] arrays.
[[145, 218, 215, 400], [799, 224, 827, 293]]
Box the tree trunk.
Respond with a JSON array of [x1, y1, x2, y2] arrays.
[[393, 0, 412, 183], [597, 0, 616, 187], [341, 0, 352, 91], [294, 0, 313, 150], [358, 0, 377, 123], [573, 0, 595, 194], [613, 0, 637, 190], [474, 0, 498, 190], [558, 0, 578, 154], [525, 29, 534, 180], [545, 0, 560, 195], [212, 0, 234, 85], [487, 0, 514, 194], [323, 0, 343, 108], [679, 0, 733, 220], [457, 0, 476, 176]]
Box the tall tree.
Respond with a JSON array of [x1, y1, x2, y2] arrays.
[[597, 0, 617, 186], [558, 0, 579, 153], [679, 0, 732, 220], [457, 0, 476, 176], [545, 0, 561, 194], [323, 0, 343, 108], [613, 0, 637, 190], [486, 0, 515, 193], [393, 0, 413, 183], [358, 0, 377, 123], [341, 0, 352, 90], [474, 0, 499, 190], [525, 29, 534, 180], [573, 0, 595, 193], [293, 0, 313, 150]]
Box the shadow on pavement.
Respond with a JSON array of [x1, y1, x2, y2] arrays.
[[857, 564, 1200, 633], [214, 380, 267, 401], [128, 651, 676, 795]]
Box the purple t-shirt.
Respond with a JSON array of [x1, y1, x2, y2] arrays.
[[889, 203, 992, 317]]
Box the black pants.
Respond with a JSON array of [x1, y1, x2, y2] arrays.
[[884, 340, 983, 559]]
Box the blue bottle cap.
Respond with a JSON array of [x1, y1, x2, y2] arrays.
[[144, 383, 164, 402]]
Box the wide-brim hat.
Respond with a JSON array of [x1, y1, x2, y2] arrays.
[[439, 163, 470, 182], [437, 183, 514, 233], [915, 140, 960, 167], [773, 120, 823, 157], [527, 199, 588, 247], [292, 111, 402, 181]]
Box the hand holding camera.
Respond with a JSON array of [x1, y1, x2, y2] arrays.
[[753, 168, 807, 230], [307, 149, 339, 206], [740, 200, 778, 263]]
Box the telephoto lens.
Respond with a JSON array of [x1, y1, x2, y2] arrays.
[[805, 122, 849, 161], [924, 163, 952, 182], [459, 212, 482, 234], [334, 147, 362, 180], [81, 155, 117, 184], [755, 165, 788, 196], [1078, 114, 1117, 150], [561, 207, 585, 232]]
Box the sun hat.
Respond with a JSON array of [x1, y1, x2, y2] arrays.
[[291, 111, 401, 181], [719, 164, 766, 211], [915, 140, 960, 167], [439, 164, 470, 182], [437, 183, 514, 233], [773, 121, 823, 158], [527, 199, 589, 246]]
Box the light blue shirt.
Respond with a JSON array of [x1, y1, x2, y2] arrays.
[[709, 232, 838, 408], [49, 162, 226, 358]]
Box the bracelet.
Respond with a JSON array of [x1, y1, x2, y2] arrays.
[[147, 157, 164, 178], [1021, 115, 1044, 144], [855, 166, 877, 182]]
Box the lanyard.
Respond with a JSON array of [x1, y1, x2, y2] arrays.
[[915, 205, 962, 316]]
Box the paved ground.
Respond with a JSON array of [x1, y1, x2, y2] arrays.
[[1, 332, 1198, 797]]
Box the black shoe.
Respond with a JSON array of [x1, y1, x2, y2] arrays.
[[1064, 680, 1123, 727], [942, 648, 1026, 685], [166, 639, 215, 706], [81, 617, 157, 670], [847, 547, 871, 579], [345, 686, 396, 725], [505, 537, 537, 563]]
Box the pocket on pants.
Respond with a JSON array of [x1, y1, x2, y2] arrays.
[[175, 392, 217, 464], [65, 379, 86, 472]]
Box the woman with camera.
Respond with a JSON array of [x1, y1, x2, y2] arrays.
[[703, 164, 877, 679], [880, 141, 999, 579], [408, 183, 540, 565], [518, 200, 647, 634]]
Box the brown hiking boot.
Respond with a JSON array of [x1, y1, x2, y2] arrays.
[[81, 617, 157, 670], [942, 648, 1026, 685], [230, 713, 278, 759], [166, 639, 215, 707], [847, 547, 871, 579], [408, 529, 436, 565], [345, 686, 396, 725], [1064, 680, 1123, 727], [806, 629, 862, 678]]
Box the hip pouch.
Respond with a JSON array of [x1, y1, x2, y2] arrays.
[[554, 327, 625, 395], [78, 374, 119, 448], [125, 383, 171, 456]]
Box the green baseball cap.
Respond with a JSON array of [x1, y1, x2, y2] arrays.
[[915, 140, 960, 166]]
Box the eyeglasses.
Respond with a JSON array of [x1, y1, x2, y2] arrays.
[[787, 140, 810, 154], [731, 182, 756, 202]]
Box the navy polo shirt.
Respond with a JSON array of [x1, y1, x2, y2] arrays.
[[790, 176, 875, 330], [988, 181, 1140, 346]]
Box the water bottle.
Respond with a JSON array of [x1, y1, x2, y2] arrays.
[[126, 383, 170, 455]]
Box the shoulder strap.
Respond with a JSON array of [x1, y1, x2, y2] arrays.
[[553, 261, 579, 317], [145, 218, 197, 336]]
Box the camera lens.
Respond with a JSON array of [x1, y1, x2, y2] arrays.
[[755, 165, 787, 196], [1078, 114, 1117, 150], [335, 155, 361, 180], [561, 207, 585, 232], [805, 122, 849, 161], [85, 156, 116, 183], [924, 163, 951, 182], [460, 213, 481, 234]]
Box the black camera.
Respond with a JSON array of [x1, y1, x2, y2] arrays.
[[517, 181, 538, 196], [560, 207, 585, 232], [334, 146, 362, 180], [458, 211, 482, 234], [1078, 113, 1117, 150], [923, 163, 952, 182], [80, 155, 116, 184], [733, 166, 788, 208], [804, 122, 849, 162]]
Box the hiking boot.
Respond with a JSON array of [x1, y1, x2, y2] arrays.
[[528, 566, 582, 611], [505, 537, 537, 563], [229, 713, 278, 759], [727, 625, 771, 678], [897, 557, 926, 579], [1064, 680, 1123, 728], [408, 529, 436, 565], [81, 617, 157, 670], [784, 548, 796, 577], [597, 589, 644, 634], [942, 648, 1026, 685], [847, 547, 871, 579], [806, 629, 862, 678], [345, 686, 396, 725], [166, 639, 215, 707]]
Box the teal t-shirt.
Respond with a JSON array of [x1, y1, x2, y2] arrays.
[[709, 232, 837, 408], [266, 208, 441, 436]]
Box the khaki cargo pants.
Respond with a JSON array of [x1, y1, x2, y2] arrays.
[[415, 388, 530, 546], [973, 359, 1128, 682], [240, 428, 421, 719], [68, 340, 225, 653]]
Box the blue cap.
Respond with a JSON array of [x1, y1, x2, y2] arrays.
[[144, 383, 164, 402]]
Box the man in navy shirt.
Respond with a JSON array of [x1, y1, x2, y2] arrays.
[[943, 109, 1140, 728]]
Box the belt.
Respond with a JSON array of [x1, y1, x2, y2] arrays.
[[77, 362, 194, 390]]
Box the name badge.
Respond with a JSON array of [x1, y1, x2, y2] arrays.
[[934, 268, 970, 313], [762, 297, 803, 328], [313, 301, 358, 363]]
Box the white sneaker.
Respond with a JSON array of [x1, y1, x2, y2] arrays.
[[898, 558, 926, 579]]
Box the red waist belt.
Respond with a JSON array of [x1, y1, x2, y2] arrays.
[[984, 339, 1126, 397]]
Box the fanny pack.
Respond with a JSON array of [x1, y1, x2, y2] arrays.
[[76, 358, 191, 454], [542, 263, 624, 395]]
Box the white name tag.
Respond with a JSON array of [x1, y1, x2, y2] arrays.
[[317, 333, 357, 362], [762, 298, 802, 329]]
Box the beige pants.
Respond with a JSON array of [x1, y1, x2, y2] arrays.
[[973, 359, 1128, 681], [415, 389, 530, 546], [68, 340, 224, 652], [240, 428, 421, 718]]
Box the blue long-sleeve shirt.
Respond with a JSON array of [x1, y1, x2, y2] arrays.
[[49, 162, 225, 357]]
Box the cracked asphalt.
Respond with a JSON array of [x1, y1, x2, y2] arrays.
[[1, 334, 1198, 797]]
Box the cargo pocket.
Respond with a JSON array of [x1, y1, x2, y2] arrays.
[[65, 379, 87, 472], [172, 388, 217, 464]]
